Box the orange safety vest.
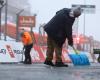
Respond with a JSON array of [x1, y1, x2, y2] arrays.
[[21, 32, 33, 45]]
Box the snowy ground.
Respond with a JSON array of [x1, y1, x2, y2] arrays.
[[0, 63, 100, 80]]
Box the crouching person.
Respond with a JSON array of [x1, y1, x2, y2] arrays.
[[20, 31, 36, 64]]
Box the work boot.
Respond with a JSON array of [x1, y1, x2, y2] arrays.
[[44, 60, 54, 66], [55, 62, 68, 67], [23, 61, 32, 64], [23, 59, 32, 64]]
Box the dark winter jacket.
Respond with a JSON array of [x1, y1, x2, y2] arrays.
[[44, 8, 75, 47]]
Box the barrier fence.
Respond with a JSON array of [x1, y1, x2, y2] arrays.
[[0, 41, 94, 63]]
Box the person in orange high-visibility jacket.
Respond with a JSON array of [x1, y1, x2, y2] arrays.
[[20, 31, 36, 64]]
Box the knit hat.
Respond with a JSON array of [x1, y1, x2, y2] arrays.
[[72, 6, 82, 17]]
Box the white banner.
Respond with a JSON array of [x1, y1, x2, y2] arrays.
[[0, 41, 94, 63], [0, 41, 23, 62]]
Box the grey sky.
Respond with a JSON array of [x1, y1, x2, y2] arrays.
[[29, 0, 100, 41]]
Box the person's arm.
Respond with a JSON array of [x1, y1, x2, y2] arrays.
[[30, 31, 36, 44], [22, 34, 29, 45], [66, 27, 73, 47]]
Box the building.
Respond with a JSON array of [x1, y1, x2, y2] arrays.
[[0, 0, 33, 40], [1, 0, 32, 24]]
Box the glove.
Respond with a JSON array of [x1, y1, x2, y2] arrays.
[[68, 39, 73, 47]]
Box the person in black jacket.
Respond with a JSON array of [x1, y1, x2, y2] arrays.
[[44, 7, 82, 67]]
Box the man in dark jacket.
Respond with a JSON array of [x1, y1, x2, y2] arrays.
[[44, 7, 82, 67]]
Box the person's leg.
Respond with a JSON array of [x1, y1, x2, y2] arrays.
[[54, 43, 68, 67], [44, 37, 54, 66], [24, 44, 33, 64], [97, 54, 100, 63], [55, 45, 62, 62]]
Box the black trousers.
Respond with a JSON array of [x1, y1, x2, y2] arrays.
[[24, 43, 33, 63]]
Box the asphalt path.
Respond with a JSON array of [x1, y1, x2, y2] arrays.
[[0, 63, 100, 80]]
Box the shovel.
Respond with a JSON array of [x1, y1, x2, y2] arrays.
[[68, 46, 90, 66]]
